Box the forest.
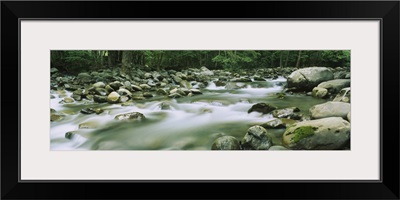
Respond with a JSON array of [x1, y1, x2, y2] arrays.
[[51, 50, 350, 74]]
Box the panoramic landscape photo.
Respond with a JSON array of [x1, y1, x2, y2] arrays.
[[50, 50, 351, 150]]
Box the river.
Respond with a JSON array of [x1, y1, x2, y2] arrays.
[[50, 77, 327, 150]]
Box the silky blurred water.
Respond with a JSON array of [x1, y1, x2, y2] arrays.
[[50, 77, 327, 150]]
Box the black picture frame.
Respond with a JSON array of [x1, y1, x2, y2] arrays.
[[1, 1, 399, 199]]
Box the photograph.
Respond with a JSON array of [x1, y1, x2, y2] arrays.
[[50, 50, 351, 150]]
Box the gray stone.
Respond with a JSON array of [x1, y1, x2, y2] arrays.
[[317, 79, 350, 94], [309, 101, 351, 119], [312, 87, 328, 98], [271, 107, 301, 119], [282, 117, 350, 150], [241, 125, 272, 150], [248, 103, 277, 114], [93, 95, 107, 103], [211, 136, 241, 150], [114, 112, 145, 121], [287, 67, 334, 91], [93, 82, 106, 88], [107, 92, 120, 103]]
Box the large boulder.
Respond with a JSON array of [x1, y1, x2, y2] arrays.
[[200, 66, 214, 76], [248, 103, 277, 114], [333, 87, 351, 103], [317, 79, 350, 94], [282, 117, 350, 150], [211, 136, 241, 150], [309, 101, 351, 119], [241, 125, 272, 150], [287, 67, 334, 91]]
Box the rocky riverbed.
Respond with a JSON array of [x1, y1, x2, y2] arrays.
[[50, 66, 350, 150]]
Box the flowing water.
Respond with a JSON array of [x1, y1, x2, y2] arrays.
[[50, 77, 327, 150]]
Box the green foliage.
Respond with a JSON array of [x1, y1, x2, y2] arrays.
[[51, 50, 351, 74]]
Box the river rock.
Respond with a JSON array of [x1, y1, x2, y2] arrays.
[[241, 125, 272, 150], [109, 81, 122, 90], [211, 136, 241, 150], [231, 77, 252, 82], [156, 89, 168, 95], [190, 89, 202, 94], [79, 121, 101, 129], [287, 67, 334, 91], [282, 117, 350, 150], [95, 88, 108, 96], [333, 87, 350, 103], [62, 97, 74, 103], [93, 95, 107, 103], [168, 93, 183, 98], [71, 94, 82, 101], [248, 103, 277, 114], [77, 72, 92, 83], [143, 92, 153, 98], [114, 112, 145, 121], [93, 82, 105, 88], [260, 118, 297, 129], [253, 75, 265, 81], [50, 113, 65, 121], [200, 66, 214, 76], [317, 79, 350, 94], [104, 85, 114, 93], [309, 101, 351, 119], [225, 82, 247, 90], [50, 68, 58, 73], [312, 87, 328, 98], [80, 107, 95, 114], [107, 92, 120, 103], [139, 84, 151, 90], [117, 88, 132, 97], [271, 107, 301, 119], [180, 80, 192, 89], [347, 111, 351, 122], [269, 145, 289, 150], [131, 84, 143, 91]]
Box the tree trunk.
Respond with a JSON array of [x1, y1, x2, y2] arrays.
[[121, 51, 134, 74], [295, 50, 302, 68], [284, 51, 290, 67], [279, 52, 283, 67]]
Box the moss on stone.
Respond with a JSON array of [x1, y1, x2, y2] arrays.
[[290, 126, 315, 143]]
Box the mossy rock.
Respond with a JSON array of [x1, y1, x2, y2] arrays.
[[282, 117, 350, 150]]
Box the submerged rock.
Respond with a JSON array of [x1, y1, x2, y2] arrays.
[[241, 125, 272, 150], [211, 136, 241, 150], [114, 112, 145, 121], [282, 117, 350, 150]]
